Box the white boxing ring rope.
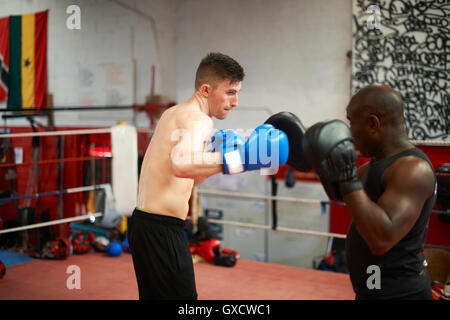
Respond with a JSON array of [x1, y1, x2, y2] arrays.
[[195, 189, 348, 239], [206, 218, 347, 239], [197, 189, 340, 206], [0, 126, 447, 147], [0, 183, 114, 234], [196, 188, 450, 239], [0, 128, 112, 138], [0, 212, 104, 235], [0, 127, 154, 138]]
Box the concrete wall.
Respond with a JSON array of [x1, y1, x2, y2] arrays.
[[175, 0, 353, 129]]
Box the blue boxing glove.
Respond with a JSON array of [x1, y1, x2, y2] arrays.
[[210, 125, 289, 174], [244, 124, 289, 171], [211, 129, 246, 174]]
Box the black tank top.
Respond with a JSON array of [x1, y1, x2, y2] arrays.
[[345, 147, 436, 299]]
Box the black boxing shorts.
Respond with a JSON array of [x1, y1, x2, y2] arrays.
[[128, 208, 197, 300]]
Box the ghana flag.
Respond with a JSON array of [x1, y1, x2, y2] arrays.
[[0, 10, 47, 109]]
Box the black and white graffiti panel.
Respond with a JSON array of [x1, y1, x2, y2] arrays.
[[352, 0, 449, 141]]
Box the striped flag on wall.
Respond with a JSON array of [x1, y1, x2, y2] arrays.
[[0, 10, 48, 109]]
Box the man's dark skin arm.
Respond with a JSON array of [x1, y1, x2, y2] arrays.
[[341, 157, 435, 255]]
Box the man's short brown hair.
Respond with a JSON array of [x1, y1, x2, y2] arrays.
[[195, 53, 245, 89]]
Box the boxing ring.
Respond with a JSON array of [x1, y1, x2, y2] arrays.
[[0, 123, 353, 300], [0, 125, 448, 300]]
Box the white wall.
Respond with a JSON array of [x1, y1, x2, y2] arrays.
[[175, 0, 353, 128], [0, 0, 177, 126]]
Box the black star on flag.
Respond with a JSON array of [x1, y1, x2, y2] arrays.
[[24, 58, 31, 67]]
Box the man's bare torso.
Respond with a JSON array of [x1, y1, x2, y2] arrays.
[[137, 106, 194, 219], [136, 104, 211, 220]]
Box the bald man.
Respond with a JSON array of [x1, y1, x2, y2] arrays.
[[343, 84, 436, 299]]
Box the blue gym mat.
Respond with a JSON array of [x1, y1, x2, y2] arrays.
[[0, 250, 34, 267]]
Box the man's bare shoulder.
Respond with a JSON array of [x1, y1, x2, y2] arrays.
[[170, 104, 213, 130], [385, 155, 435, 198]]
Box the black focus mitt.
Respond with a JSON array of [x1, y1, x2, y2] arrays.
[[265, 112, 310, 172], [302, 119, 362, 201]]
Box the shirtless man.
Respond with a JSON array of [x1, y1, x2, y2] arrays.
[[129, 53, 289, 300]]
